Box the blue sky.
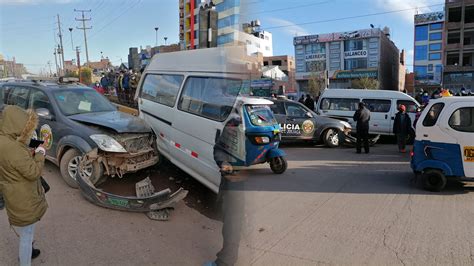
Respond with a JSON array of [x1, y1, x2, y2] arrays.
[[1, 0, 444, 74]]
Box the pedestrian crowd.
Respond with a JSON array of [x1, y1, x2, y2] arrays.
[[92, 68, 143, 108]]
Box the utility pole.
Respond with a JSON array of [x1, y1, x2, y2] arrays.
[[57, 45, 63, 75], [57, 14, 66, 76], [47, 61, 52, 77], [76, 46, 82, 83], [75, 9, 92, 66], [53, 48, 59, 76]]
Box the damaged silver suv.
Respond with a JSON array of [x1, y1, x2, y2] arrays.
[[0, 79, 159, 188]]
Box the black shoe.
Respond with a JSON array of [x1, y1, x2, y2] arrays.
[[32, 248, 40, 259]]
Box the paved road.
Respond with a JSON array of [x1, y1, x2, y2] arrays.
[[2, 144, 474, 265]]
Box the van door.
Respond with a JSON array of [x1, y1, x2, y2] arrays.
[[173, 76, 242, 192], [444, 103, 474, 178], [362, 99, 392, 135], [138, 73, 184, 158]]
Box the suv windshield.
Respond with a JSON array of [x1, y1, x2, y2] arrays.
[[246, 105, 277, 126], [53, 88, 116, 116]]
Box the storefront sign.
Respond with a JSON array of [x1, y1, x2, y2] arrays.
[[415, 12, 444, 25], [305, 53, 326, 61], [344, 50, 367, 59], [333, 70, 378, 79], [294, 29, 380, 45]]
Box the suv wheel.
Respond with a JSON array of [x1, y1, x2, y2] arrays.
[[59, 149, 104, 188], [324, 129, 340, 148]]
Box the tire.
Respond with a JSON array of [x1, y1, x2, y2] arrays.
[[270, 156, 287, 174], [323, 128, 340, 148], [59, 149, 104, 189], [421, 169, 446, 192]]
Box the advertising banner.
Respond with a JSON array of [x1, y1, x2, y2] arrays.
[[344, 50, 368, 59], [415, 12, 444, 25], [305, 53, 326, 61], [294, 29, 380, 45], [333, 70, 378, 79]]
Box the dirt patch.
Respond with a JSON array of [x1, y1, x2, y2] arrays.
[[97, 160, 221, 220]]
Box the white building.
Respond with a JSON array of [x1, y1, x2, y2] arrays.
[[240, 30, 273, 56]]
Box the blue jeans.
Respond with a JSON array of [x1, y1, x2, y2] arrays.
[[13, 223, 36, 266]]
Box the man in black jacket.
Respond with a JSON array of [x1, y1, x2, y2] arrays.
[[353, 102, 371, 154], [393, 105, 412, 153], [304, 94, 315, 111]]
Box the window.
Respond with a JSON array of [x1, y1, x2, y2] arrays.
[[414, 66, 428, 80], [29, 90, 53, 115], [344, 40, 364, 51], [306, 61, 326, 72], [310, 43, 326, 54], [429, 43, 442, 51], [362, 99, 391, 113], [217, 33, 234, 45], [344, 58, 367, 70], [6, 86, 30, 109], [449, 107, 474, 132], [320, 98, 359, 111], [429, 32, 442, 41], [272, 60, 282, 66], [140, 74, 183, 107], [217, 14, 239, 29], [397, 100, 418, 113], [429, 53, 441, 60], [430, 23, 443, 30], [448, 7, 462, 23], [448, 31, 461, 44], [415, 25, 428, 41], [53, 89, 116, 116], [246, 105, 277, 126], [422, 103, 444, 127], [415, 45, 428, 61], [270, 102, 286, 115], [286, 103, 307, 118], [178, 77, 242, 122], [428, 64, 434, 71]]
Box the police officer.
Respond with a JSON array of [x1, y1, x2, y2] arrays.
[[353, 102, 371, 154]]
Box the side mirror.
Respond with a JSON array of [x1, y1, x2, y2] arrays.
[[36, 108, 54, 120], [306, 112, 314, 118]]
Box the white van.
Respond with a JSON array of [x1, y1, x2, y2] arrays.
[[136, 46, 252, 193], [316, 89, 420, 136]]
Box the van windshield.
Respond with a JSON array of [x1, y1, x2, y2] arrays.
[[246, 105, 277, 127]]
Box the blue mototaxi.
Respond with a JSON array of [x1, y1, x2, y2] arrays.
[[214, 97, 287, 174]]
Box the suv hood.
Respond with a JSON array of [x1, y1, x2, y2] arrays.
[[69, 111, 151, 133]]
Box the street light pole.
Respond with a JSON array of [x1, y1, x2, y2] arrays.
[[68, 27, 74, 51], [154, 27, 159, 46], [164, 37, 168, 45]]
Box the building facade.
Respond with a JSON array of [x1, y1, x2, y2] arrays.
[[294, 28, 400, 91], [264, 55, 296, 92], [240, 30, 273, 56], [443, 0, 474, 92], [413, 11, 444, 92]]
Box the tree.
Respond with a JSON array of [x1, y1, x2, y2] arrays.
[[352, 76, 379, 90], [307, 71, 325, 97], [80, 67, 92, 85]]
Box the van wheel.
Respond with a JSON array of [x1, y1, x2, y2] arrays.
[[422, 169, 446, 192], [60, 149, 103, 189], [324, 129, 340, 148], [270, 156, 287, 174]]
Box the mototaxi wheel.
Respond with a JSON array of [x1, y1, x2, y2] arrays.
[[270, 156, 287, 174], [422, 169, 447, 192]]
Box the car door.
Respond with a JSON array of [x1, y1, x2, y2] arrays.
[[269, 101, 287, 138], [444, 103, 474, 178], [284, 102, 314, 139], [28, 89, 60, 160], [362, 99, 392, 135]]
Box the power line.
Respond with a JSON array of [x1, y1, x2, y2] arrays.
[[264, 3, 445, 30], [243, 0, 331, 16]]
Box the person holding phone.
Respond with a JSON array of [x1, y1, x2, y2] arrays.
[[0, 105, 48, 265]]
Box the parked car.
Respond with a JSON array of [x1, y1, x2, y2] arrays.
[[0, 79, 160, 189], [411, 96, 474, 192], [316, 89, 420, 142], [269, 97, 353, 147]]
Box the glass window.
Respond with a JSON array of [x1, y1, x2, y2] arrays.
[[270, 102, 286, 115], [217, 14, 239, 29], [430, 23, 443, 30], [415, 45, 428, 61], [140, 74, 183, 107], [246, 105, 277, 127], [320, 98, 359, 111], [429, 53, 442, 60], [344, 58, 367, 70], [305, 45, 312, 54], [428, 64, 434, 71], [397, 100, 418, 113], [306, 61, 326, 72], [430, 32, 442, 41], [286, 103, 308, 118], [6, 86, 30, 109], [414, 66, 428, 80], [423, 103, 444, 127], [344, 40, 364, 51], [217, 33, 234, 45], [429, 43, 442, 51], [178, 77, 242, 122], [449, 107, 474, 132], [53, 89, 116, 116], [29, 90, 54, 115], [415, 25, 428, 41], [362, 99, 391, 113]]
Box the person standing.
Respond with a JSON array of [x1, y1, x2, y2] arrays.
[[0, 105, 48, 265], [353, 102, 371, 154], [393, 105, 412, 153], [298, 94, 305, 104], [304, 94, 315, 111], [117, 71, 124, 103], [122, 71, 131, 105]]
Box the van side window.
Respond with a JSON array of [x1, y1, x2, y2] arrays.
[[178, 77, 241, 122], [397, 100, 417, 113], [422, 103, 444, 127], [320, 98, 359, 111], [362, 99, 391, 113], [140, 74, 183, 107], [6, 86, 30, 109], [449, 107, 474, 132]]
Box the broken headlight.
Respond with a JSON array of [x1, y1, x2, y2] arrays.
[[90, 134, 127, 153]]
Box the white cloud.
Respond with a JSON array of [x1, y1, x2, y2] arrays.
[[266, 17, 310, 37], [375, 0, 441, 24], [0, 0, 77, 5]]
